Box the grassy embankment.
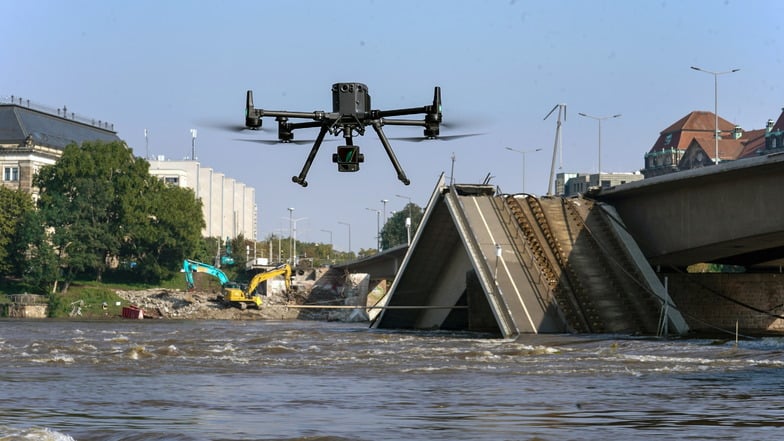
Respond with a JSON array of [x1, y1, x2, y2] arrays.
[[0, 275, 184, 318]]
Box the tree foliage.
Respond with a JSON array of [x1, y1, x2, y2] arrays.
[[33, 140, 204, 291], [0, 186, 34, 275], [14, 208, 59, 293], [380, 202, 423, 250]]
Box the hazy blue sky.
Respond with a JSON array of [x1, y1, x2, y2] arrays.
[[3, 0, 782, 251]]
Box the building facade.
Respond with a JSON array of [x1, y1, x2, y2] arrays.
[[0, 98, 121, 198], [148, 158, 257, 241], [641, 109, 783, 178], [557, 171, 643, 197]]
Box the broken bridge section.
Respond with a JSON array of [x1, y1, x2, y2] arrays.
[[372, 176, 688, 338]]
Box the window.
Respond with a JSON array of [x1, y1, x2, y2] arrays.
[[3, 167, 19, 182], [164, 176, 179, 185]]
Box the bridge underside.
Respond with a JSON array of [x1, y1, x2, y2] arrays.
[[591, 153, 784, 269]]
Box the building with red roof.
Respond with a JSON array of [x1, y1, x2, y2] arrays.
[[642, 108, 784, 178]]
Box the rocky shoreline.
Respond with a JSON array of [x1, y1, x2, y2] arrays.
[[113, 288, 307, 320], [113, 270, 374, 322]]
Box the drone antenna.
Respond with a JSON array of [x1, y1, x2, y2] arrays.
[[245, 90, 261, 129], [544, 103, 566, 196], [432, 86, 442, 114]]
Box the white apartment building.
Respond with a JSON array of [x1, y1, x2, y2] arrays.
[[148, 158, 257, 241]]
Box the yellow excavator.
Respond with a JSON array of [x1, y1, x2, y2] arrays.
[[222, 264, 292, 310]]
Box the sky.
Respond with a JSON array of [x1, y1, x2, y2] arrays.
[[2, 0, 782, 252]]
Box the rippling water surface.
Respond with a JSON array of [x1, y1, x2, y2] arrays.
[[1, 319, 783, 440]]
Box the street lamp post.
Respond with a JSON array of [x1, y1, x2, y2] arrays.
[[381, 199, 389, 222], [578, 112, 621, 174], [189, 129, 197, 160], [396, 194, 413, 245], [287, 208, 294, 264], [504, 147, 542, 193], [338, 221, 352, 256], [320, 229, 332, 261], [291, 217, 307, 266], [691, 66, 740, 165], [366, 208, 381, 251]]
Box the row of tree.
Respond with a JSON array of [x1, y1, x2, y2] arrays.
[[0, 140, 425, 293]]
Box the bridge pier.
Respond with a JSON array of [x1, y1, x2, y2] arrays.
[[664, 272, 784, 335]]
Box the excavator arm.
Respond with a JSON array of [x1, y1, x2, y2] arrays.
[[183, 259, 232, 290], [246, 264, 292, 297]]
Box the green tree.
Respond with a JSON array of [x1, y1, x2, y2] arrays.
[[35, 140, 205, 290], [36, 141, 129, 287], [380, 202, 423, 249], [13, 209, 58, 293], [120, 178, 204, 283], [0, 186, 34, 275]]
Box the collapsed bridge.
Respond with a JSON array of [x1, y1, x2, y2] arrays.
[[371, 175, 688, 338]]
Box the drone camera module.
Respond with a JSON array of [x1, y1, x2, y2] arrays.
[[333, 145, 364, 172]]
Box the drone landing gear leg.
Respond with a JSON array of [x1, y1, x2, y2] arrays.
[[371, 121, 410, 185], [292, 126, 330, 187]]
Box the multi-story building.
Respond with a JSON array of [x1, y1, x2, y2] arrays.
[[148, 158, 257, 241], [0, 97, 121, 198]]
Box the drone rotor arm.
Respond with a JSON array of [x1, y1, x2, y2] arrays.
[[380, 118, 426, 128], [257, 110, 328, 121], [375, 106, 429, 118], [288, 121, 326, 130]]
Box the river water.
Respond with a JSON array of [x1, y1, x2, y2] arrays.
[[1, 319, 783, 441]]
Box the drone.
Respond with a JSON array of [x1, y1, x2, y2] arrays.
[[241, 83, 466, 187]]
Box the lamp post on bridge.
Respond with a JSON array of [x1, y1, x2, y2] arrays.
[[338, 221, 352, 258], [504, 147, 542, 194], [396, 194, 413, 245], [691, 66, 741, 165], [320, 229, 332, 262], [366, 208, 381, 252], [578, 112, 621, 175]]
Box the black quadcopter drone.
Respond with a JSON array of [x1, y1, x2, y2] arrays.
[[241, 83, 467, 187]]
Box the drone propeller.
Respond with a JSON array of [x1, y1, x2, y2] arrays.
[[234, 138, 320, 146], [390, 132, 484, 142], [205, 122, 267, 132]]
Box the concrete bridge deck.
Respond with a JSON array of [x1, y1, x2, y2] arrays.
[[589, 152, 784, 268]]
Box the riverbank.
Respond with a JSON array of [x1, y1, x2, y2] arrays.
[[114, 288, 307, 320]]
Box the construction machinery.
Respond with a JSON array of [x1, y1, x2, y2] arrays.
[[183, 258, 245, 306], [224, 264, 292, 310], [183, 259, 292, 310]]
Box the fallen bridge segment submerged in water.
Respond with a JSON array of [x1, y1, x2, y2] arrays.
[[372, 175, 688, 339]]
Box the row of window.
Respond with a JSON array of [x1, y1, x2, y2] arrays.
[[2, 168, 186, 185]]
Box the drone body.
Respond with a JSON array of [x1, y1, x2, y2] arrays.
[[243, 83, 444, 187]]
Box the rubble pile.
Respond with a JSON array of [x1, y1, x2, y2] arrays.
[[114, 289, 299, 320]]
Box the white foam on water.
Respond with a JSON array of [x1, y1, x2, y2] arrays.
[[0, 425, 76, 440]]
